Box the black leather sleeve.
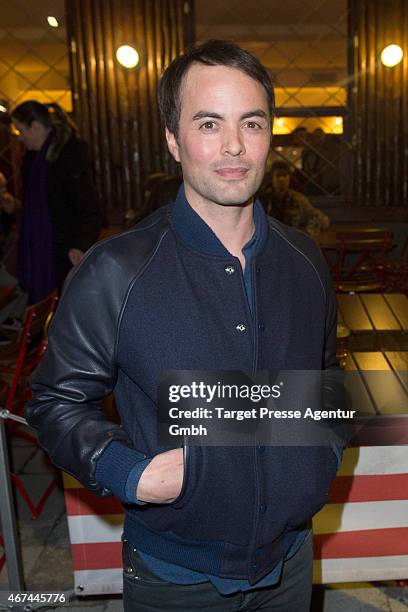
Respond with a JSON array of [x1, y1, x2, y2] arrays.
[[25, 241, 135, 495]]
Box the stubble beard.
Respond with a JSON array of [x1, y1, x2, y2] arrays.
[[186, 169, 265, 208]]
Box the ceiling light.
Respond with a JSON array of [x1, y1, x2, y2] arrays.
[[0, 104, 7, 113], [381, 44, 403, 67], [47, 16, 59, 28], [116, 45, 139, 69]]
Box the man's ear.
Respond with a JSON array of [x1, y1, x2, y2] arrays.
[[165, 127, 180, 163]]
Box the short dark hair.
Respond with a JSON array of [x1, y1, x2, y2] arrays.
[[271, 161, 291, 175], [158, 39, 275, 137], [11, 100, 51, 128]]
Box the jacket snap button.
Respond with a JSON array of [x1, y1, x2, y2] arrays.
[[225, 266, 235, 274], [236, 323, 246, 332]]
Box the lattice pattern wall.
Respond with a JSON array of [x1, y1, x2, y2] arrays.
[[0, 0, 70, 196]]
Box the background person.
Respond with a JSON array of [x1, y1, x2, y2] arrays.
[[0, 172, 26, 344], [263, 161, 330, 237], [11, 101, 102, 302], [0, 170, 18, 246]]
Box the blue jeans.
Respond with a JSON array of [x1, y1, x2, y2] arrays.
[[122, 530, 313, 611]]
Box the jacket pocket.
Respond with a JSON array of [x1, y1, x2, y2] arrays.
[[169, 443, 192, 509], [137, 446, 255, 546]]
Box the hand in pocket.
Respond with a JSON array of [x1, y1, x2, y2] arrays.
[[136, 448, 184, 503]]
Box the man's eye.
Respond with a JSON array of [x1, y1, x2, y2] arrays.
[[245, 121, 261, 129], [200, 121, 216, 130]]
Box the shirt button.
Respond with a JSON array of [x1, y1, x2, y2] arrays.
[[258, 322, 265, 331], [260, 504, 267, 514], [225, 266, 235, 275], [236, 323, 246, 332]]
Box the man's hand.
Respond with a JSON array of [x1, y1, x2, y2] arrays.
[[68, 248, 84, 266], [136, 448, 184, 504]]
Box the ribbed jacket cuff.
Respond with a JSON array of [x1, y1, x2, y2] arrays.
[[95, 440, 147, 503]]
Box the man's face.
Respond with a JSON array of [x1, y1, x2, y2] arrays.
[[13, 120, 47, 151], [166, 64, 271, 210], [272, 171, 290, 194]]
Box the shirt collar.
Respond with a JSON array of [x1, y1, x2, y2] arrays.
[[170, 183, 268, 259]]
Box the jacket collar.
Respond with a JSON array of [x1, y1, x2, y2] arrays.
[[170, 184, 268, 258]]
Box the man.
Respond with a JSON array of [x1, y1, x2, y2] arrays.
[[264, 161, 330, 238], [26, 40, 342, 611]]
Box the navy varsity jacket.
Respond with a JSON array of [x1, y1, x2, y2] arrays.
[[26, 185, 341, 585]]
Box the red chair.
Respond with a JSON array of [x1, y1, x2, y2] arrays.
[[326, 229, 394, 292], [0, 291, 58, 519]]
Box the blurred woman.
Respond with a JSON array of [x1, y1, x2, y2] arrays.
[[11, 101, 101, 302]]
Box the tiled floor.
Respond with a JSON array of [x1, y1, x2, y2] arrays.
[[1, 427, 407, 611]]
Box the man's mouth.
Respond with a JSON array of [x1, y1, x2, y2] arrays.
[[214, 167, 249, 180]]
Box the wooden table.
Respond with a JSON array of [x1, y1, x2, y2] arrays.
[[344, 350, 408, 417], [337, 293, 408, 350]]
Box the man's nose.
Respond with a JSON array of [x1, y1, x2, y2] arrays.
[[221, 127, 245, 156]]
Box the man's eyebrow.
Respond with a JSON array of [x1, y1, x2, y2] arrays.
[[192, 111, 223, 121], [240, 110, 268, 120], [192, 110, 269, 121]]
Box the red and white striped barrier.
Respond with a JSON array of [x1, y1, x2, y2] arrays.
[[63, 445, 408, 596]]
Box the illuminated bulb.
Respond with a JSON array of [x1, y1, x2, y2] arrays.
[[334, 117, 342, 126], [0, 104, 7, 113], [47, 16, 59, 28], [381, 44, 403, 67], [276, 118, 284, 127], [116, 45, 139, 69]]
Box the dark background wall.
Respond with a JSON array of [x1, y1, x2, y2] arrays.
[[66, 0, 194, 221], [349, 0, 408, 219]]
